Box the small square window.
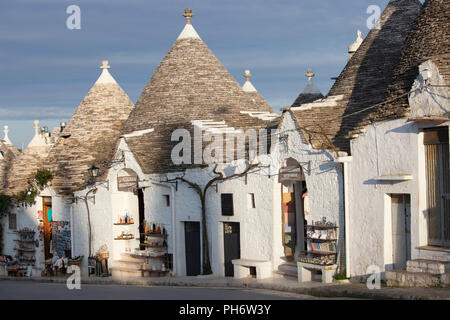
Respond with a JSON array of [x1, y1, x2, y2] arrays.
[[163, 195, 170, 207], [221, 193, 234, 216], [248, 193, 256, 209], [8, 213, 17, 230]]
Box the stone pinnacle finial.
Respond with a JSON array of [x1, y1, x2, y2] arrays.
[[3, 125, 11, 145], [244, 69, 251, 81], [183, 8, 194, 24], [100, 60, 110, 70], [306, 69, 315, 81], [33, 120, 40, 136]]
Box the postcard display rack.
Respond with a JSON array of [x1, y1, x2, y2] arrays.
[[298, 218, 338, 283]]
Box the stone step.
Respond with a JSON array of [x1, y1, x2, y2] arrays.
[[113, 260, 142, 269], [406, 259, 450, 274], [386, 270, 449, 288], [273, 269, 298, 280], [278, 263, 297, 274], [110, 265, 143, 279], [120, 253, 146, 263]]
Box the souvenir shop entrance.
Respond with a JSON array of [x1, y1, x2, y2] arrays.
[[42, 196, 52, 259], [279, 159, 307, 262]]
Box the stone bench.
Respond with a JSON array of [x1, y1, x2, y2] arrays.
[[232, 259, 271, 279], [297, 262, 337, 283]]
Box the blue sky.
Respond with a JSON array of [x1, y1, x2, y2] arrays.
[[0, 0, 404, 148]]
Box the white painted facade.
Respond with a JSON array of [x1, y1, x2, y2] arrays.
[[270, 112, 346, 270], [348, 118, 449, 277], [1, 189, 71, 276], [347, 60, 450, 278]]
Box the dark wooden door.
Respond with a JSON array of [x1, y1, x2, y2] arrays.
[[185, 222, 201, 276], [223, 222, 240, 277], [138, 189, 145, 246], [424, 128, 450, 247]]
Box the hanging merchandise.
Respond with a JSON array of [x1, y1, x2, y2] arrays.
[[47, 208, 53, 222], [51, 221, 71, 257]]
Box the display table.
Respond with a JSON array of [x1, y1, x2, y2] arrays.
[[297, 262, 337, 283]]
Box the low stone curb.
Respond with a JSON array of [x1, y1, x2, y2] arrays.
[[1, 275, 449, 300]]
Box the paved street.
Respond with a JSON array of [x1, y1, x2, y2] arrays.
[[0, 280, 336, 300]]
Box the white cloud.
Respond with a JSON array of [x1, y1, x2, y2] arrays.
[[0, 106, 74, 120]]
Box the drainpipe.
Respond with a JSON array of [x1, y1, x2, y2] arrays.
[[337, 156, 352, 278], [70, 203, 74, 259], [84, 188, 97, 257], [140, 179, 177, 276]]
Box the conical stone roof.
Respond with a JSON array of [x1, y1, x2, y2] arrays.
[[288, 0, 422, 153], [121, 9, 277, 174], [5, 121, 53, 196], [372, 0, 450, 121], [0, 140, 16, 193], [291, 69, 324, 107], [46, 61, 134, 195]]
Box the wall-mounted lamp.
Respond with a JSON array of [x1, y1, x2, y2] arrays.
[[88, 165, 100, 178], [88, 165, 109, 191]]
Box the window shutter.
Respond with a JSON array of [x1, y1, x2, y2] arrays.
[[221, 194, 234, 216]]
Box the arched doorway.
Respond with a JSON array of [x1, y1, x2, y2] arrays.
[[279, 158, 307, 262]]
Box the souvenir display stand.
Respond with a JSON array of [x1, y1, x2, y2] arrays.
[[298, 218, 338, 283], [138, 222, 170, 277]]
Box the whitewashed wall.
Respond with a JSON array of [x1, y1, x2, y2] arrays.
[[1, 188, 70, 276], [111, 137, 283, 276], [348, 118, 449, 278], [270, 112, 346, 264]]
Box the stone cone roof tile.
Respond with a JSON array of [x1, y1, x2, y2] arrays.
[[372, 0, 450, 122], [121, 21, 276, 174], [289, 0, 422, 153], [45, 66, 134, 195]]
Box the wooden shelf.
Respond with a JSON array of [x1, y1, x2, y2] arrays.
[[114, 237, 134, 240], [298, 258, 336, 266], [114, 223, 134, 225], [139, 269, 169, 272], [306, 237, 337, 242], [18, 257, 35, 261], [14, 248, 35, 252], [130, 253, 166, 259], [15, 230, 35, 234], [303, 250, 336, 256], [141, 243, 166, 248], [305, 225, 337, 229], [141, 232, 167, 237]]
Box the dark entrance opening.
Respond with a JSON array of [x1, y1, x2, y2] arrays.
[[185, 222, 201, 276], [42, 197, 52, 260], [137, 189, 145, 249], [223, 222, 240, 277]]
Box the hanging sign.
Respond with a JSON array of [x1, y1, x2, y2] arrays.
[[279, 166, 304, 182], [117, 176, 138, 192]]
